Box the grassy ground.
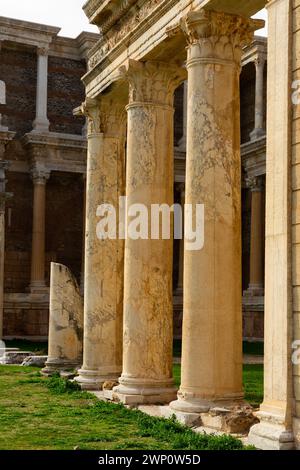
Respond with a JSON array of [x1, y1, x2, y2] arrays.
[[0, 366, 250, 450]]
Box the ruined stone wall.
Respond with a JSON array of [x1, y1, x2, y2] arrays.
[[0, 42, 86, 338], [4, 172, 33, 293], [48, 56, 86, 135], [0, 46, 37, 137], [46, 171, 84, 284]]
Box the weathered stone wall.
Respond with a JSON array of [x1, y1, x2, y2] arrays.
[[0, 46, 37, 137], [45, 172, 84, 283], [4, 172, 33, 293], [48, 56, 86, 135], [0, 41, 86, 338]]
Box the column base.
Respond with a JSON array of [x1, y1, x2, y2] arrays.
[[174, 286, 183, 297], [112, 377, 177, 405], [169, 393, 257, 434], [250, 128, 265, 141], [248, 411, 295, 450], [243, 284, 264, 297], [41, 358, 80, 376], [32, 118, 50, 134], [75, 368, 121, 391], [29, 281, 49, 294]]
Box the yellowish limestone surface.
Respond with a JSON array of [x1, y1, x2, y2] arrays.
[[42, 263, 83, 375], [76, 98, 126, 390], [170, 9, 261, 414], [113, 60, 186, 404]]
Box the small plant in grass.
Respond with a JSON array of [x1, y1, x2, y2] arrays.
[[46, 374, 81, 394]]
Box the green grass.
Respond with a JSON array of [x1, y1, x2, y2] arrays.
[[0, 366, 250, 450], [173, 364, 263, 409], [242, 365, 264, 408]]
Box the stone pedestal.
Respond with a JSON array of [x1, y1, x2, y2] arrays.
[[113, 61, 186, 405], [170, 10, 262, 417], [42, 263, 83, 375], [75, 98, 126, 390]]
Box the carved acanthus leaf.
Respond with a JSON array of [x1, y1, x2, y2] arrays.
[[181, 9, 265, 64], [81, 99, 126, 137], [119, 60, 186, 106]]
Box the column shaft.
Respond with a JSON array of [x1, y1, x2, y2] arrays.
[[33, 48, 50, 133], [171, 10, 261, 413], [250, 57, 265, 141], [245, 177, 264, 296], [76, 98, 126, 390], [114, 60, 185, 404], [30, 168, 49, 292]]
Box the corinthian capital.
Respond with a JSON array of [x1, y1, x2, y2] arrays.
[[81, 97, 126, 138], [30, 164, 50, 184], [181, 9, 264, 64], [119, 60, 187, 107]]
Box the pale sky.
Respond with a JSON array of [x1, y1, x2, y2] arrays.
[[0, 0, 267, 38]]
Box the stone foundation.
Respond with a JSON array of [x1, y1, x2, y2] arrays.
[[3, 293, 49, 339]]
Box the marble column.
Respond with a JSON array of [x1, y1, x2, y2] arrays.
[[170, 10, 262, 414], [250, 55, 266, 141], [0, 160, 10, 339], [32, 47, 50, 133], [244, 176, 264, 296], [80, 173, 86, 294], [42, 263, 83, 376], [30, 166, 50, 293], [75, 97, 126, 390], [113, 60, 186, 405]]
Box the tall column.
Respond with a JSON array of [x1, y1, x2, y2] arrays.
[[30, 166, 50, 293], [244, 176, 264, 296], [250, 55, 266, 141], [0, 160, 10, 339], [113, 60, 186, 404], [175, 183, 185, 295], [32, 47, 50, 133], [80, 173, 86, 294], [170, 10, 262, 414], [75, 97, 126, 390], [249, 0, 295, 450]]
